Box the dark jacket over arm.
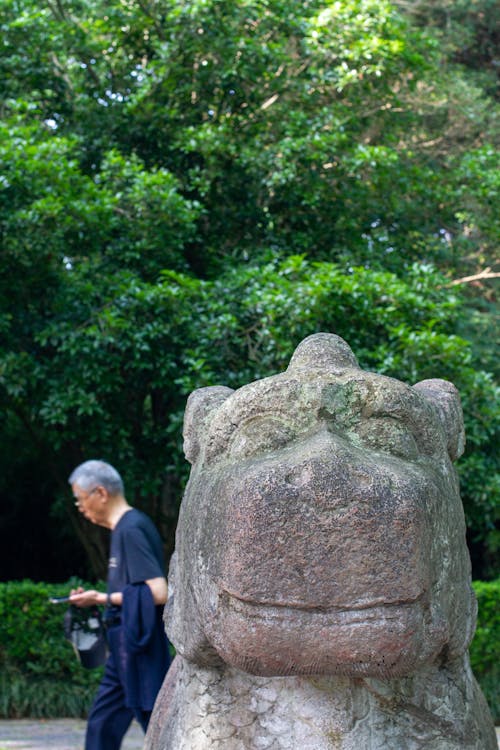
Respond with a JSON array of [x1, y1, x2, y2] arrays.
[[121, 583, 171, 711]]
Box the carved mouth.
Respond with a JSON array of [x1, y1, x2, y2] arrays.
[[205, 587, 441, 679], [219, 587, 426, 614]]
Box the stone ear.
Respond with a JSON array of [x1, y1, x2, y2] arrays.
[[183, 386, 234, 464], [413, 378, 465, 461]]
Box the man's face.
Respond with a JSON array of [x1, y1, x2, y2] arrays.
[[72, 483, 105, 526]]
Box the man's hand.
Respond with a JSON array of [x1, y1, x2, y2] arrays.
[[70, 587, 106, 607]]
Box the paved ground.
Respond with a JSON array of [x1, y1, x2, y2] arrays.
[[0, 719, 144, 750], [0, 718, 498, 748]]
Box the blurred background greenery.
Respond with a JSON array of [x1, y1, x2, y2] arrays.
[[0, 0, 497, 583], [0, 0, 498, 704]]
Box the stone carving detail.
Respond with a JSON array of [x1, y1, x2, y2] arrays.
[[146, 333, 496, 749]]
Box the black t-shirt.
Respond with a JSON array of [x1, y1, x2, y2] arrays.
[[107, 508, 165, 595]]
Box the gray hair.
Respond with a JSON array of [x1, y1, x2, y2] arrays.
[[69, 460, 124, 496]]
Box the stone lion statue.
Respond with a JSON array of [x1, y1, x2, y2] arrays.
[[146, 333, 496, 750]]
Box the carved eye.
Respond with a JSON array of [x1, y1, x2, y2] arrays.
[[356, 417, 419, 461], [228, 417, 294, 459]]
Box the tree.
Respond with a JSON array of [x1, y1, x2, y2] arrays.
[[0, 0, 498, 579], [394, 0, 500, 96]]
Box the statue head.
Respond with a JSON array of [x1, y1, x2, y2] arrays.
[[166, 333, 475, 678]]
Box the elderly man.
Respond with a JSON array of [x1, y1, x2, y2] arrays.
[[69, 459, 170, 750]]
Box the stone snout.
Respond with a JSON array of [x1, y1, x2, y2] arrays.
[[199, 429, 448, 679]]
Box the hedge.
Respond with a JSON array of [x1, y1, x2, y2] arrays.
[[0, 579, 498, 720], [469, 578, 500, 722], [0, 579, 104, 717]]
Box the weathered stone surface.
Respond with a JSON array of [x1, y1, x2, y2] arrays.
[[146, 333, 496, 749]]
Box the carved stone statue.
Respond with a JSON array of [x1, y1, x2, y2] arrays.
[[146, 333, 496, 749]]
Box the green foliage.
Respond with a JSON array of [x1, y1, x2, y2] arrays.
[[0, 579, 104, 718], [6, 256, 493, 566], [470, 579, 500, 721], [0, 0, 498, 579], [394, 0, 500, 95], [1, 0, 496, 275]]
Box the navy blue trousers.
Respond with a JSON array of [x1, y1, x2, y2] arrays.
[[85, 625, 151, 750]]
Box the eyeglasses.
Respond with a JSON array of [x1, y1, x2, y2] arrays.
[[74, 487, 99, 507]]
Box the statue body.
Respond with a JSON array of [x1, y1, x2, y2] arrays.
[[146, 333, 496, 750]]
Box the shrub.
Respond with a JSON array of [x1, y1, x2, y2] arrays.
[[470, 578, 500, 722], [0, 579, 103, 718]]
